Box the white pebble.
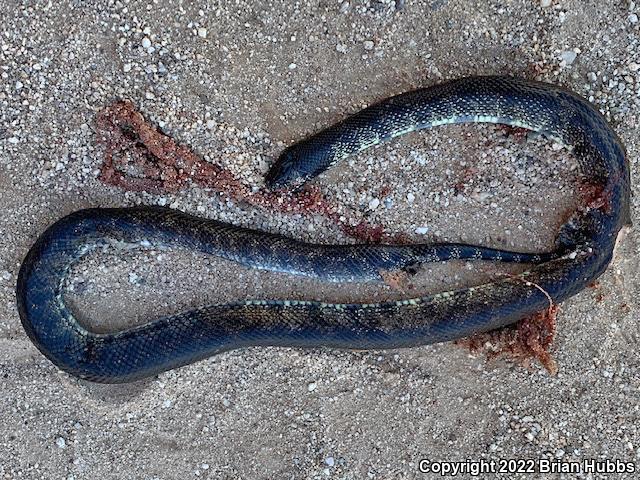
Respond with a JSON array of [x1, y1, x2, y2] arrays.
[[415, 227, 429, 235], [123, 63, 132, 73], [407, 192, 415, 203], [197, 27, 208, 38], [307, 382, 317, 392], [560, 50, 577, 65], [336, 43, 347, 53], [629, 62, 640, 72], [56, 437, 66, 449], [630, 13, 638, 24], [368, 198, 380, 210], [141, 37, 151, 49], [540, 0, 552, 7], [145, 91, 155, 100], [288, 63, 297, 70], [325, 457, 335, 467], [363, 40, 374, 50], [206, 119, 217, 129]]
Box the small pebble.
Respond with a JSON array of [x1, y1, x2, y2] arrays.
[[415, 227, 429, 235], [325, 457, 335, 467], [540, 0, 552, 7], [56, 437, 66, 449], [368, 198, 380, 210], [123, 63, 132, 73], [363, 40, 374, 50], [630, 13, 638, 24], [560, 50, 577, 65], [197, 27, 208, 38], [141, 37, 151, 49], [307, 382, 317, 392]]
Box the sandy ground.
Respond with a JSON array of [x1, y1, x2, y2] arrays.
[[1, 0, 640, 479]]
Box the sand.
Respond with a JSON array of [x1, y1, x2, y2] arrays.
[[1, 1, 639, 478]]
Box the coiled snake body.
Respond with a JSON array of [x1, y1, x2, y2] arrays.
[[17, 76, 631, 383]]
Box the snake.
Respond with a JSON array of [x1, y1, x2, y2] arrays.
[[16, 76, 631, 383]]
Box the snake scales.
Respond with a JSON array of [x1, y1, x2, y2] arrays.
[[17, 76, 631, 383]]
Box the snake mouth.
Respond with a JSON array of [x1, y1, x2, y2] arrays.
[[265, 172, 308, 192]]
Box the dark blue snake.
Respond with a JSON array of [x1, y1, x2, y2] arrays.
[[16, 76, 631, 383]]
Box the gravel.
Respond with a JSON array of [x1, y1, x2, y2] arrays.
[[1, 1, 639, 479]]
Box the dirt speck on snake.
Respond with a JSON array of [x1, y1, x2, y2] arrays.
[[1, 1, 639, 479]]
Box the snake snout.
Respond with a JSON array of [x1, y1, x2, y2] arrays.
[[265, 148, 305, 189]]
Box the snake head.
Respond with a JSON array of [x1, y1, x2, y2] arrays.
[[264, 147, 308, 190]]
